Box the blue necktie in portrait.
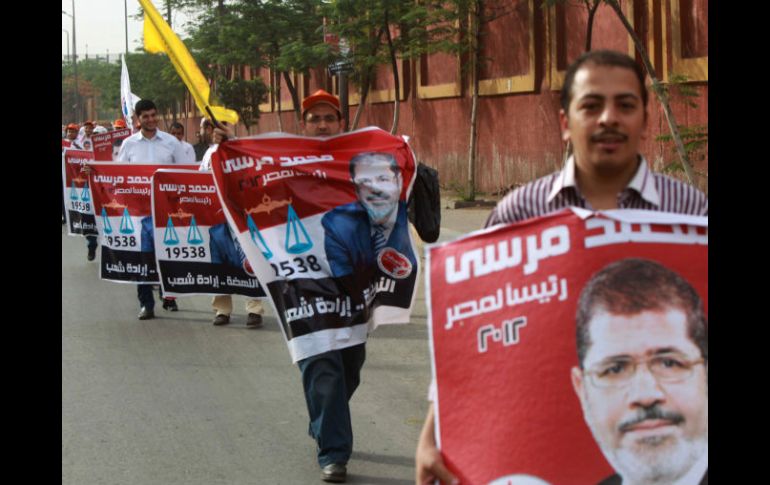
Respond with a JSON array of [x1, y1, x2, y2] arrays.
[[373, 224, 387, 254]]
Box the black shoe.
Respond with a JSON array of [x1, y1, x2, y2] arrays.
[[321, 464, 346, 483], [246, 313, 263, 328], [162, 298, 178, 311], [213, 314, 230, 326], [138, 307, 155, 320], [87, 247, 96, 261]]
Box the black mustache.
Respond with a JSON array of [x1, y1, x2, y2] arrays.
[[618, 405, 685, 433], [591, 130, 627, 142]]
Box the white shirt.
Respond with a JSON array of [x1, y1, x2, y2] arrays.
[[198, 144, 219, 171], [180, 140, 197, 163], [116, 129, 189, 164]]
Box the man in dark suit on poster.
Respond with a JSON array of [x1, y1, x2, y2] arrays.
[[571, 259, 708, 485], [321, 152, 416, 288]]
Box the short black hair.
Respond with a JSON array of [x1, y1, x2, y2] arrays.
[[575, 258, 707, 367], [561, 50, 648, 114], [349, 152, 400, 181], [134, 99, 157, 116], [170, 122, 184, 131]]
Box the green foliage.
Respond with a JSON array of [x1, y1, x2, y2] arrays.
[[61, 60, 121, 122], [125, 52, 186, 117], [656, 123, 708, 173], [216, 77, 269, 128]]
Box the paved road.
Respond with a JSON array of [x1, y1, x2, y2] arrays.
[[62, 205, 492, 485]]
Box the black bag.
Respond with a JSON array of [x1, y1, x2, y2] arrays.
[[407, 162, 441, 243]]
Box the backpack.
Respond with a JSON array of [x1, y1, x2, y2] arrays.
[[408, 162, 441, 243]]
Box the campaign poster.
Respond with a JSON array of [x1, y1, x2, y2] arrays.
[[62, 148, 97, 236], [152, 169, 266, 298], [210, 127, 418, 362], [427, 209, 708, 485], [91, 128, 132, 161], [88, 162, 197, 283]]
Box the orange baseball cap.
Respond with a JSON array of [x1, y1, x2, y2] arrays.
[[66, 123, 79, 130], [114, 119, 127, 128], [301, 89, 341, 117]]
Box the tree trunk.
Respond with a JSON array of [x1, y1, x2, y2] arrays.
[[606, 0, 695, 184], [584, 0, 600, 51], [466, 0, 481, 201], [283, 71, 302, 133], [384, 13, 400, 135], [275, 68, 283, 132], [350, 26, 386, 131]]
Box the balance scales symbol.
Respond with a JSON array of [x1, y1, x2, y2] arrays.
[[246, 194, 312, 260], [100, 199, 133, 235], [69, 176, 91, 202], [164, 208, 204, 246]]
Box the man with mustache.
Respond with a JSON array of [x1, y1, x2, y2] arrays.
[[571, 258, 707, 484], [321, 152, 416, 282], [415, 50, 708, 485]]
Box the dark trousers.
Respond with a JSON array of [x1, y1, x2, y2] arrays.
[[137, 284, 164, 310], [86, 235, 97, 250], [297, 343, 366, 467]]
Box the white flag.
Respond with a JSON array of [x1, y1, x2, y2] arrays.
[[120, 55, 141, 130]]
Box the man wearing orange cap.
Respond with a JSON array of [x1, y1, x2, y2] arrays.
[[212, 90, 356, 482], [114, 119, 127, 129]]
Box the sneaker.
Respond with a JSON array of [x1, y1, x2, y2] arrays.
[[246, 313, 263, 328], [213, 314, 230, 326], [162, 298, 178, 311], [138, 307, 155, 320], [321, 463, 347, 483], [87, 247, 96, 261]]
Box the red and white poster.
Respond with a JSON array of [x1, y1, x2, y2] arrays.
[[91, 128, 132, 161], [62, 148, 97, 236], [88, 162, 197, 283], [427, 209, 708, 485], [152, 169, 266, 298], [210, 127, 419, 362]]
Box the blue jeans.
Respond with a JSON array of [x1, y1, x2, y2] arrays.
[[137, 284, 163, 310], [298, 343, 366, 467]]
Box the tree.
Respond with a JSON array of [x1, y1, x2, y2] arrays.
[[62, 59, 121, 123], [542, 0, 697, 184]]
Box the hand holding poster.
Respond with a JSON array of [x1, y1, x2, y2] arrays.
[[427, 209, 708, 485], [152, 169, 266, 298], [62, 148, 97, 236], [210, 127, 418, 362], [88, 162, 197, 283]]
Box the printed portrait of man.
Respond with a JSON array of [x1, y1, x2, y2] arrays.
[[570, 258, 708, 485], [321, 152, 416, 281]]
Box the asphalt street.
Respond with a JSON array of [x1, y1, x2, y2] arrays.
[[62, 204, 492, 485]]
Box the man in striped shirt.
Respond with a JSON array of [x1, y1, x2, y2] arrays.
[[415, 49, 708, 485]]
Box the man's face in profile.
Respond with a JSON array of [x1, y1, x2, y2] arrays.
[[84, 124, 94, 137], [571, 307, 708, 483], [200, 124, 213, 144], [352, 155, 402, 226]]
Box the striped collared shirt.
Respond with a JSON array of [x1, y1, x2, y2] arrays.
[[486, 155, 708, 227]]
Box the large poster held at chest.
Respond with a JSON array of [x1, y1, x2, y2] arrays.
[[427, 209, 708, 485], [210, 128, 419, 362]]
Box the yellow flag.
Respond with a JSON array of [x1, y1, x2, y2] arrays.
[[138, 0, 239, 125]]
